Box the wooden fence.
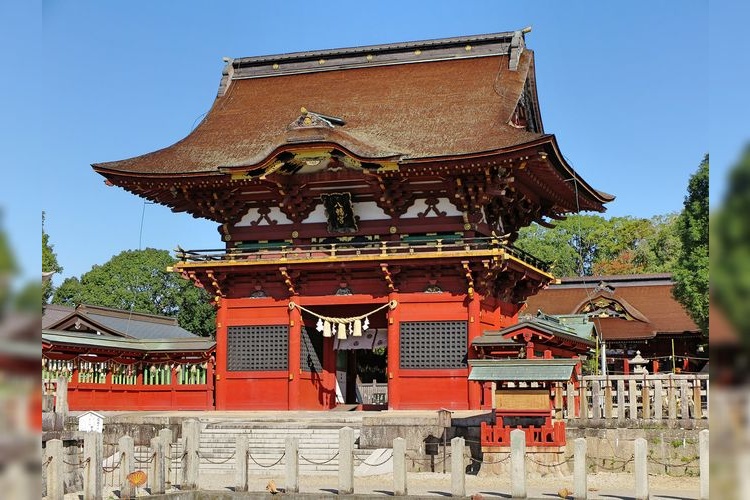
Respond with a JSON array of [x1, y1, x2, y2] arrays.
[[563, 374, 709, 421]]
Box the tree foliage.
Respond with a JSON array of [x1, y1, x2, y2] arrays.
[[671, 155, 709, 336], [52, 248, 215, 337], [42, 212, 63, 303], [711, 148, 750, 342], [514, 214, 680, 277]]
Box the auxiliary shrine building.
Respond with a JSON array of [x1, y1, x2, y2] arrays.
[[93, 30, 612, 411]]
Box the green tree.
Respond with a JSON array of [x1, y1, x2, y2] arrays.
[[711, 147, 750, 343], [0, 215, 17, 313], [52, 248, 216, 337], [672, 155, 709, 336], [42, 212, 63, 303], [515, 215, 609, 276]]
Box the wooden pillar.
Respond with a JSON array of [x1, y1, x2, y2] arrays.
[[386, 293, 401, 410], [288, 300, 302, 410], [214, 300, 228, 409], [525, 341, 535, 360], [467, 294, 482, 409]]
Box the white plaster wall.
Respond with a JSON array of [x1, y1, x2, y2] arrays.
[[235, 207, 293, 226]]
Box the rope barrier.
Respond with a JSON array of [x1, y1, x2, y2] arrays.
[[248, 451, 286, 468], [647, 455, 700, 467], [299, 451, 339, 465], [102, 455, 122, 473], [590, 455, 635, 471], [62, 457, 89, 469], [469, 454, 511, 465], [355, 454, 393, 467], [197, 450, 237, 465], [409, 454, 450, 465], [133, 452, 156, 464], [526, 454, 574, 467]]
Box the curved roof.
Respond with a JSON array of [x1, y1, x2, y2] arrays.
[[93, 30, 612, 215], [94, 52, 539, 175], [93, 30, 547, 171]]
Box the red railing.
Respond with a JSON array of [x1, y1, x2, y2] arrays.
[[481, 418, 566, 447]]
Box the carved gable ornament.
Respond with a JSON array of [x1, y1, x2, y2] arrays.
[[288, 107, 345, 130], [575, 293, 649, 323], [321, 192, 358, 234]]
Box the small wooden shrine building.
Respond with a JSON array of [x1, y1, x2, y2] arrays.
[[470, 312, 596, 447], [42, 304, 215, 410], [526, 274, 705, 374], [92, 29, 612, 410]]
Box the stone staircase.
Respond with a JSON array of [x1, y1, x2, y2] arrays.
[[196, 416, 372, 474]]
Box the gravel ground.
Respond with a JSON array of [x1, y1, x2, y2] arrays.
[[68, 471, 700, 499]]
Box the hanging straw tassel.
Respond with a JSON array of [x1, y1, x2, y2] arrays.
[[323, 321, 332, 338], [353, 318, 362, 337], [337, 322, 347, 339]]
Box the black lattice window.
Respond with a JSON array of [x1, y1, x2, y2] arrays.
[[399, 321, 468, 369], [300, 326, 323, 373], [227, 325, 288, 372]]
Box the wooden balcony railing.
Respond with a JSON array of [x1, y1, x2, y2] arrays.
[[175, 237, 552, 273]]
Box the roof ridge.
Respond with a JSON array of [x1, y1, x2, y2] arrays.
[[225, 29, 532, 82]]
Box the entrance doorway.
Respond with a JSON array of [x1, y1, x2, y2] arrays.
[[335, 337, 388, 406], [299, 304, 389, 409]]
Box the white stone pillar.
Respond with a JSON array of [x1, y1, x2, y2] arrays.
[[46, 439, 64, 500], [573, 437, 587, 500], [393, 437, 407, 496], [235, 434, 248, 492], [118, 435, 134, 499], [149, 436, 165, 495], [634, 437, 649, 500], [510, 429, 527, 499], [450, 436, 465, 497], [699, 429, 708, 500], [181, 419, 200, 490], [285, 436, 299, 494], [83, 431, 103, 500], [338, 427, 354, 495]]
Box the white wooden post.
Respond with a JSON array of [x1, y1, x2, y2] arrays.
[[628, 379, 638, 419], [617, 379, 625, 423], [654, 378, 663, 421]]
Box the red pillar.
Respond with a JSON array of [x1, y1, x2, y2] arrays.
[[526, 341, 536, 360], [467, 294, 482, 409], [323, 337, 336, 408], [214, 299, 228, 409], [387, 292, 401, 409], [623, 358, 630, 375], [288, 300, 301, 410]]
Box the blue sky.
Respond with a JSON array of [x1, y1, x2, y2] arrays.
[[1, 1, 743, 287]]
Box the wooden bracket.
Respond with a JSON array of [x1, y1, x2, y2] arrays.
[[461, 261, 475, 299], [380, 263, 396, 292], [279, 267, 297, 295]]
